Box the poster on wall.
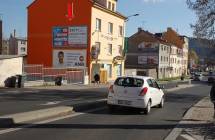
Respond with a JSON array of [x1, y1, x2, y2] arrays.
[[68, 26, 87, 47], [53, 27, 68, 47], [138, 42, 159, 50], [53, 26, 87, 48], [138, 55, 158, 65], [53, 50, 86, 68]]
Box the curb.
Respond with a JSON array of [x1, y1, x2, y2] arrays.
[[0, 99, 107, 127], [0, 106, 73, 127], [164, 102, 197, 140]]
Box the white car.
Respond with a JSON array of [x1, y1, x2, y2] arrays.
[[107, 76, 165, 114]]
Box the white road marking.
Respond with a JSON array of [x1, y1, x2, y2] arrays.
[[0, 107, 106, 135], [40, 101, 61, 106]]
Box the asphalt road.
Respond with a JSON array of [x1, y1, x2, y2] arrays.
[[0, 87, 108, 116], [0, 82, 211, 140]]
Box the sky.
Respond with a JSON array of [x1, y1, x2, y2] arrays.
[[0, 0, 197, 38]]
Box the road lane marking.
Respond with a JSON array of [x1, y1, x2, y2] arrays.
[[40, 101, 62, 106], [0, 107, 106, 135]]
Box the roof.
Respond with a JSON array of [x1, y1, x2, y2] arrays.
[[16, 37, 27, 41], [0, 55, 24, 60], [28, 0, 126, 19], [92, 2, 126, 19], [129, 29, 171, 46]]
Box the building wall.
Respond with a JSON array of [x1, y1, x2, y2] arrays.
[[27, 0, 92, 68], [0, 57, 23, 87], [90, 6, 125, 81], [158, 44, 170, 79], [182, 37, 189, 74], [169, 45, 183, 77], [2, 40, 9, 55], [9, 37, 17, 55], [17, 40, 27, 55]]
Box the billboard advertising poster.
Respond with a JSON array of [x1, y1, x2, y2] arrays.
[[53, 27, 68, 47], [53, 50, 86, 68], [138, 55, 159, 65], [53, 26, 87, 48], [68, 26, 87, 47]]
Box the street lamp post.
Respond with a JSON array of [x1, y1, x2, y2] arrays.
[[123, 13, 140, 56], [125, 14, 140, 22]]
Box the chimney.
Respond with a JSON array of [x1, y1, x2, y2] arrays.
[[0, 19, 2, 55], [138, 27, 142, 32], [13, 29, 16, 38], [167, 27, 173, 32]]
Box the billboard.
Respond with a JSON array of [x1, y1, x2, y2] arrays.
[[53, 50, 86, 68], [138, 55, 158, 65], [53, 27, 68, 47], [68, 26, 87, 47], [53, 26, 87, 48]]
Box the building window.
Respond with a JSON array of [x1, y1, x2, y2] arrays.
[[119, 26, 123, 36], [112, 3, 115, 11], [96, 18, 101, 31], [118, 45, 123, 55], [21, 47, 26, 52], [21, 41, 26, 45], [108, 44, 112, 55], [161, 56, 163, 62], [108, 22, 113, 34], [108, 1, 111, 10]]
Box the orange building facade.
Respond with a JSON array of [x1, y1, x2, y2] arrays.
[[28, 0, 92, 71], [27, 0, 126, 82]]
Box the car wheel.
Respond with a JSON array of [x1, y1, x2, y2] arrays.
[[158, 97, 164, 108], [144, 101, 151, 115], [108, 104, 116, 113]]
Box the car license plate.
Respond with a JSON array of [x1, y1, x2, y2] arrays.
[[118, 100, 132, 105]]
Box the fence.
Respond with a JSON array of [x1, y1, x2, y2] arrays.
[[24, 65, 43, 81], [24, 65, 85, 84]]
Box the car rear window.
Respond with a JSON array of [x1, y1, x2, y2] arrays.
[[114, 77, 144, 87]]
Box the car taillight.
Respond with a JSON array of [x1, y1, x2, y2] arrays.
[[139, 87, 148, 96], [109, 85, 114, 93]]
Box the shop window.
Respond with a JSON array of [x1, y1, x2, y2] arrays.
[[105, 64, 112, 78]]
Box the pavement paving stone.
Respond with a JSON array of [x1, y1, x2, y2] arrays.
[[179, 97, 215, 140]]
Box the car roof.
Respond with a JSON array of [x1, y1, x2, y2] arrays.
[[117, 76, 153, 80]]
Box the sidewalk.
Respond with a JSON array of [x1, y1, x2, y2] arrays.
[[27, 83, 109, 90], [167, 97, 215, 140], [178, 97, 215, 140]]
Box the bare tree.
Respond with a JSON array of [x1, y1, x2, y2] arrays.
[[187, 0, 215, 41]]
